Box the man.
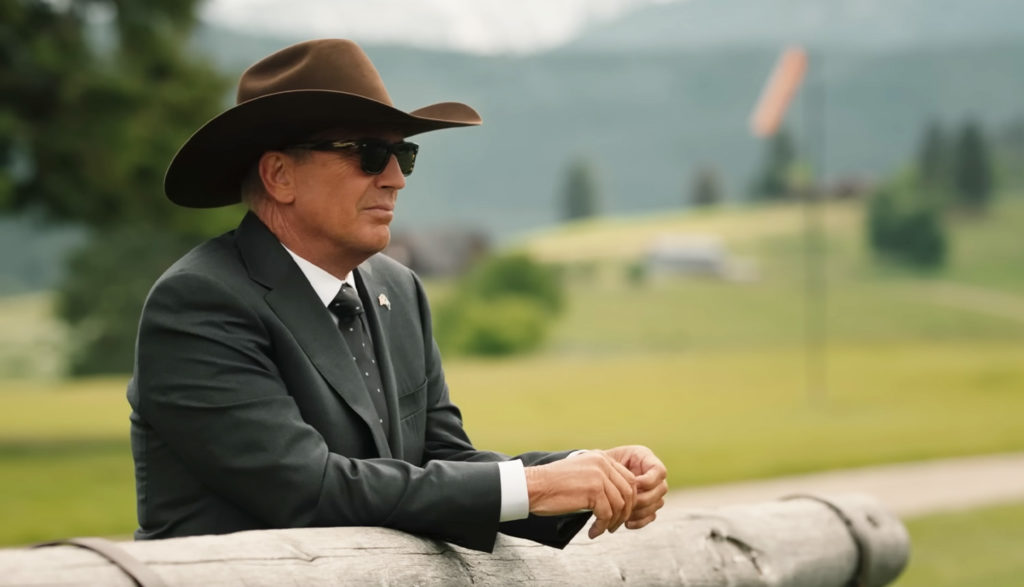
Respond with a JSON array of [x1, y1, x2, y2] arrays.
[[128, 38, 667, 553]]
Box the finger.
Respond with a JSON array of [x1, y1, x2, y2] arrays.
[[589, 493, 612, 539], [633, 485, 662, 508], [614, 460, 638, 529], [602, 474, 628, 534], [605, 460, 636, 532], [629, 497, 665, 522], [635, 482, 669, 508], [636, 463, 667, 490], [605, 446, 644, 475], [625, 512, 657, 530]]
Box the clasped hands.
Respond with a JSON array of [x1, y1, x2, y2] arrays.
[[524, 445, 668, 539]]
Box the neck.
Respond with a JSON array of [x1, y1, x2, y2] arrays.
[[252, 205, 369, 280]]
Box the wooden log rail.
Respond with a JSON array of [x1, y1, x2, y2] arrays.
[[0, 493, 909, 586]]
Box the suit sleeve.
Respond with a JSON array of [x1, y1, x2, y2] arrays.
[[409, 271, 591, 548], [134, 270, 503, 551]]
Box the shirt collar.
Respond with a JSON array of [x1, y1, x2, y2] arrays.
[[281, 244, 355, 307]]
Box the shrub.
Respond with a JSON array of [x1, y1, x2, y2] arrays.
[[434, 252, 565, 357], [463, 252, 564, 315], [436, 296, 548, 356], [866, 186, 948, 269]]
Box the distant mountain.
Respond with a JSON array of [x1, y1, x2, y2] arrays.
[[568, 0, 1024, 52], [193, 24, 1024, 241]]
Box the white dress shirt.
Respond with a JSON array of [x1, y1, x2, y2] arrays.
[[282, 245, 530, 522]]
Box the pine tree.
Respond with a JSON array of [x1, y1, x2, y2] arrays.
[[995, 117, 1024, 190], [918, 120, 950, 195], [690, 166, 723, 207], [561, 158, 600, 221], [953, 120, 994, 211]]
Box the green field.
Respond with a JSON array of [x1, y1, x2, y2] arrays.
[[898, 501, 1024, 587], [1, 196, 1022, 584]]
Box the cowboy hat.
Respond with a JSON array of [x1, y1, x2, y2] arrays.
[[164, 38, 481, 208]]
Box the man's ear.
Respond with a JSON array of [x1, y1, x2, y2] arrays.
[[258, 151, 298, 204]]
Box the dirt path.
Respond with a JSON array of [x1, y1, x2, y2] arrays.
[[666, 452, 1024, 518]]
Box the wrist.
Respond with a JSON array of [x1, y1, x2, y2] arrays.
[[524, 465, 547, 506]]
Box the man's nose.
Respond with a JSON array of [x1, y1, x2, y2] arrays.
[[376, 154, 406, 191]]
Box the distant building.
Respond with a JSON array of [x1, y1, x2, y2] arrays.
[[825, 176, 874, 199], [645, 234, 758, 282], [385, 229, 490, 277]]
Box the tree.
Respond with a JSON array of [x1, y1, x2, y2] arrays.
[[434, 252, 564, 356], [994, 117, 1024, 190], [751, 127, 796, 200], [952, 120, 994, 211], [0, 0, 231, 373], [867, 184, 947, 269], [690, 166, 723, 207], [917, 119, 950, 196], [560, 158, 600, 221]]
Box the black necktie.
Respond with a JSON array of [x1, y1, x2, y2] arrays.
[[328, 283, 389, 436]]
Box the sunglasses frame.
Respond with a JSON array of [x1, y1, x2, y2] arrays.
[[286, 138, 419, 176]]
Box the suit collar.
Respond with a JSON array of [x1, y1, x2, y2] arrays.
[[234, 212, 393, 457], [281, 244, 355, 307]]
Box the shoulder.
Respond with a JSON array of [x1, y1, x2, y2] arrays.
[[159, 231, 245, 286], [362, 252, 422, 292], [364, 252, 413, 278], [142, 230, 257, 316]]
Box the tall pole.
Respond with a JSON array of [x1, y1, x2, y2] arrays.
[[802, 50, 828, 405]]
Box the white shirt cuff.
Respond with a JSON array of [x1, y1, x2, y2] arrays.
[[497, 459, 530, 522]]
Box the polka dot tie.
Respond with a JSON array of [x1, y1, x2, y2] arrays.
[[328, 283, 389, 436]]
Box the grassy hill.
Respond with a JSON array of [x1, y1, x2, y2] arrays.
[[514, 195, 1024, 355]]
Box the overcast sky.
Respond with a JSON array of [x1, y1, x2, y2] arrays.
[[201, 0, 681, 54]]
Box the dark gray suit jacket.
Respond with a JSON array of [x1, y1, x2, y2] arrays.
[[128, 213, 588, 552]]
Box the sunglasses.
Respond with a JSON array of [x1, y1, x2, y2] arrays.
[[287, 138, 419, 176]]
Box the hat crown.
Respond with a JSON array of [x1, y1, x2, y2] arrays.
[[236, 39, 393, 106]]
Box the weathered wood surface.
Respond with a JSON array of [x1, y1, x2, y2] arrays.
[[0, 493, 908, 586]]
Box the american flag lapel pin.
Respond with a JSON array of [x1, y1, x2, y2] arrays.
[[378, 293, 391, 310]]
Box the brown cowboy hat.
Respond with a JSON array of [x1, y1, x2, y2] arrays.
[[164, 38, 481, 208]]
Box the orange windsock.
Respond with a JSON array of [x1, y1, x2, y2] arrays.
[[750, 46, 808, 137]]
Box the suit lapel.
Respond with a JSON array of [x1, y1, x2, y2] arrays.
[[354, 262, 403, 454], [235, 213, 392, 458]]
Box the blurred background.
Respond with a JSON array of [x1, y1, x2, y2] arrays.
[[1, 0, 1023, 584]]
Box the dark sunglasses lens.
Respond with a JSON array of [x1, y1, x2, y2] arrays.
[[394, 143, 417, 176], [355, 140, 418, 176], [359, 141, 392, 174]]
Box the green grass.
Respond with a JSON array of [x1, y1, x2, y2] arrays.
[[0, 377, 130, 441], [0, 378, 135, 545], [0, 440, 135, 545], [3, 338, 1020, 546], [450, 340, 1024, 487], [896, 501, 1024, 586]]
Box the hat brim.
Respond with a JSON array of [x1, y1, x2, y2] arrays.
[[164, 90, 481, 208]]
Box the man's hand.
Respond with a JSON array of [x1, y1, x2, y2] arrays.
[[602, 445, 668, 530], [524, 451, 637, 539]]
